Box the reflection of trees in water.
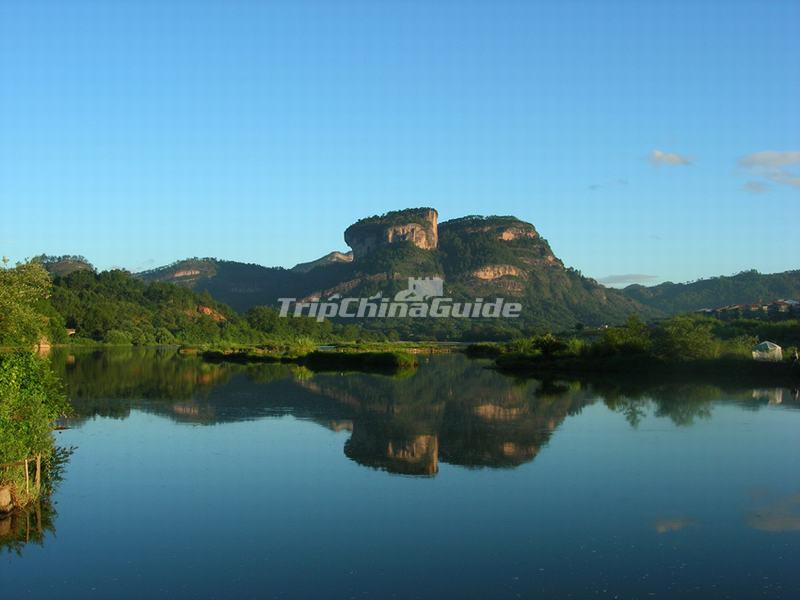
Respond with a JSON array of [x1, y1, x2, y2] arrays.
[[0, 447, 72, 555], [52, 347, 238, 424], [594, 380, 771, 427], [54, 350, 800, 476], [0, 499, 54, 554]]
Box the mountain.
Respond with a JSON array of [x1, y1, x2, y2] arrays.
[[137, 208, 651, 335], [131, 208, 799, 336], [621, 269, 800, 314]]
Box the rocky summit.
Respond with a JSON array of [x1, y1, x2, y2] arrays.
[[344, 208, 439, 260]]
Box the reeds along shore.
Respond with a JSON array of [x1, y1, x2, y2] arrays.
[[198, 343, 422, 374]]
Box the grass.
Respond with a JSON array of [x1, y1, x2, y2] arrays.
[[196, 340, 427, 374], [301, 350, 419, 372], [464, 342, 503, 358]]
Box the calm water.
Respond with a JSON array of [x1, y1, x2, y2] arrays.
[[2, 349, 800, 598]]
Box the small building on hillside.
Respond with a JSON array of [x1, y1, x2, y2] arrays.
[[768, 300, 795, 318], [743, 304, 769, 318], [752, 341, 783, 362]]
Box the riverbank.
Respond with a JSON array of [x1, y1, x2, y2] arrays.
[[467, 316, 800, 387], [0, 456, 44, 515], [493, 352, 800, 387]]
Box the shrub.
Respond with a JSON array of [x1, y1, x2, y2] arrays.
[[652, 316, 719, 361], [103, 329, 133, 345], [597, 315, 651, 356], [0, 353, 67, 463]]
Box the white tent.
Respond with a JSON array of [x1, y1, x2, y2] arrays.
[[752, 341, 783, 362]]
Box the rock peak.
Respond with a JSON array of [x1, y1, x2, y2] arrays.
[[344, 208, 439, 261]]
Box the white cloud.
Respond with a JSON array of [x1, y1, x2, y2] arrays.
[[649, 149, 692, 166], [743, 181, 769, 194], [739, 150, 800, 188]]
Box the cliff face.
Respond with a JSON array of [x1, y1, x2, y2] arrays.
[[438, 215, 563, 286], [472, 265, 526, 280], [441, 216, 538, 242], [344, 208, 438, 260]]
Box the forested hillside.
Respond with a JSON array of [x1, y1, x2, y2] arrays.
[[622, 270, 800, 313], [47, 268, 367, 346]]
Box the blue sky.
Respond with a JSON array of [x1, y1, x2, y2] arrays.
[[1, 0, 798, 285]]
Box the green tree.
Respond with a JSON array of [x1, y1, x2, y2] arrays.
[[598, 315, 652, 355], [0, 353, 68, 464], [0, 351, 69, 516], [0, 258, 53, 347], [652, 316, 719, 361]]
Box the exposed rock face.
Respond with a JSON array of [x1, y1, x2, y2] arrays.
[[292, 251, 353, 273], [326, 420, 354, 432], [500, 442, 539, 461], [472, 265, 525, 280], [196, 305, 226, 322], [439, 216, 537, 241], [386, 435, 439, 476], [0, 486, 12, 513], [520, 254, 561, 268], [346, 427, 439, 476], [499, 225, 537, 241], [139, 259, 218, 285], [301, 272, 394, 302], [344, 208, 438, 261], [473, 403, 529, 421]]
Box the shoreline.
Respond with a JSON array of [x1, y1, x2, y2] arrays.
[[493, 354, 800, 387]]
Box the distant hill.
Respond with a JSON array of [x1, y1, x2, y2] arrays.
[[291, 251, 353, 273], [138, 258, 302, 312], [48, 267, 257, 345], [46, 267, 371, 345], [621, 269, 800, 314], [34, 254, 95, 277]]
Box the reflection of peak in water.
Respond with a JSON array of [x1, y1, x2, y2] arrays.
[[326, 420, 354, 432], [301, 357, 590, 474], [345, 424, 439, 476], [751, 388, 799, 405], [473, 403, 530, 421]]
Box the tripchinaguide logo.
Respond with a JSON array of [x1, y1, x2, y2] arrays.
[[277, 277, 522, 321]]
